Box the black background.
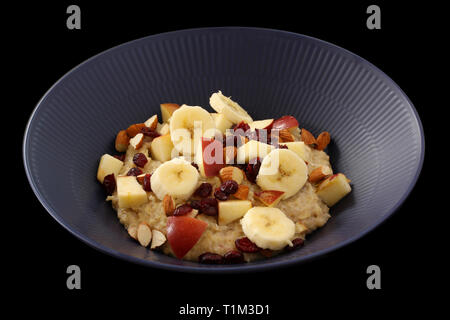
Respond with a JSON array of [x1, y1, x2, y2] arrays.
[[9, 0, 440, 315]]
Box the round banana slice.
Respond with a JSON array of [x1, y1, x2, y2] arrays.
[[241, 207, 295, 250], [150, 157, 199, 201], [256, 149, 307, 199], [209, 91, 253, 124], [169, 105, 215, 156]]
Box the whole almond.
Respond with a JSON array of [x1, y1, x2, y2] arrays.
[[163, 194, 175, 216], [301, 128, 317, 146], [232, 184, 249, 200], [115, 130, 130, 152], [316, 132, 331, 150], [279, 129, 295, 142], [126, 123, 146, 138]]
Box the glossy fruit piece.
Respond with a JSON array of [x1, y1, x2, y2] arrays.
[[271, 115, 299, 130], [167, 216, 208, 259], [198, 137, 225, 177]]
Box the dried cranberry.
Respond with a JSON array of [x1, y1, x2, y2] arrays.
[[220, 180, 238, 194], [173, 204, 193, 216], [233, 121, 250, 132], [245, 158, 261, 183], [194, 183, 212, 198], [133, 153, 148, 168], [114, 154, 126, 161], [190, 200, 202, 210], [203, 205, 218, 216], [103, 174, 116, 195], [223, 250, 245, 264], [199, 198, 218, 216], [285, 238, 305, 252], [235, 237, 261, 253], [198, 252, 225, 264], [127, 167, 143, 176], [191, 162, 199, 170], [142, 174, 151, 192], [140, 127, 160, 138], [214, 189, 228, 201]]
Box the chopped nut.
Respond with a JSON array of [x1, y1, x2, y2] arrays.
[[232, 184, 249, 200], [129, 133, 144, 149], [136, 222, 152, 247], [128, 225, 138, 240], [115, 130, 130, 152], [308, 166, 332, 183], [126, 123, 146, 138], [163, 194, 175, 216], [316, 132, 331, 150], [150, 230, 166, 249], [219, 166, 244, 184], [144, 115, 158, 130]]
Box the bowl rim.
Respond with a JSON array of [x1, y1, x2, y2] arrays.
[[22, 26, 425, 273]]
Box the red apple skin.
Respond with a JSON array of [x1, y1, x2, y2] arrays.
[[167, 216, 208, 259], [271, 116, 299, 130], [254, 190, 285, 206], [202, 138, 225, 177]]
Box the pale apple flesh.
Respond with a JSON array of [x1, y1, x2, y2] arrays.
[[97, 154, 124, 182], [316, 173, 351, 207], [117, 176, 148, 208], [150, 134, 174, 162], [218, 200, 252, 225]]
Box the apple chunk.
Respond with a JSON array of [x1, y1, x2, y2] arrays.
[[196, 138, 225, 177], [117, 176, 148, 208], [167, 216, 207, 259], [249, 119, 274, 131], [218, 200, 252, 225], [160, 103, 180, 123], [316, 173, 351, 207], [271, 115, 299, 130], [97, 154, 124, 182], [150, 134, 174, 162], [254, 190, 284, 207]]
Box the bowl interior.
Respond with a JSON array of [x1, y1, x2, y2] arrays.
[[23, 28, 423, 272]]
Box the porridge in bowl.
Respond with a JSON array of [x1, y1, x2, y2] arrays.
[[96, 91, 352, 263]]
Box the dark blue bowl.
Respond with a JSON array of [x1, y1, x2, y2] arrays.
[[23, 27, 424, 273]]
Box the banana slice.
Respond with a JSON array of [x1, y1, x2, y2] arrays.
[[240, 207, 295, 250], [169, 105, 216, 156], [209, 91, 253, 124], [256, 149, 307, 199], [150, 157, 199, 201]]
